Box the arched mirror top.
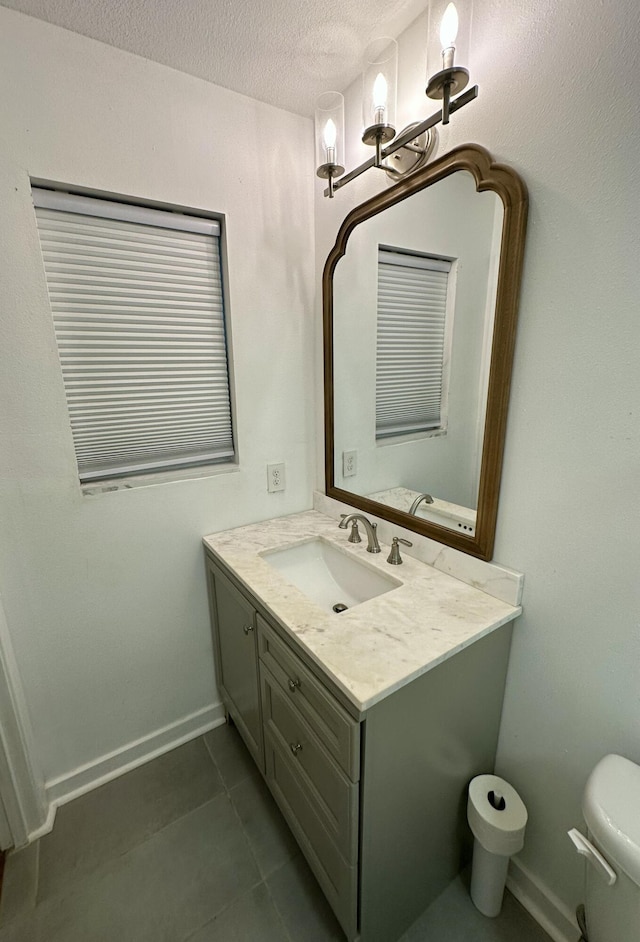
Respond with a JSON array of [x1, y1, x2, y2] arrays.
[[323, 144, 528, 560]]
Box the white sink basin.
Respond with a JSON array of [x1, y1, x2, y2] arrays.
[[261, 537, 401, 613]]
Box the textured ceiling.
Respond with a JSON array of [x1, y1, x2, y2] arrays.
[[0, 0, 429, 116]]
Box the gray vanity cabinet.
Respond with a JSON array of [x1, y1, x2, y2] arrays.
[[204, 551, 513, 942], [205, 559, 264, 772], [259, 615, 360, 938]]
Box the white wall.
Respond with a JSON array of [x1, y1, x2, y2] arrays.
[[316, 0, 640, 932], [0, 8, 315, 811]]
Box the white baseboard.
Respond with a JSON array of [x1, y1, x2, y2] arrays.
[[38, 702, 226, 839], [508, 856, 581, 942], [24, 801, 57, 844]]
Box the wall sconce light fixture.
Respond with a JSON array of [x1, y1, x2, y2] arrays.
[[317, 2, 476, 198]]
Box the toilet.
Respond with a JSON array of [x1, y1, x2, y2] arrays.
[[568, 754, 640, 941]]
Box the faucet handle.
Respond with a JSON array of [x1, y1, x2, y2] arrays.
[[387, 536, 413, 565], [338, 514, 362, 543]]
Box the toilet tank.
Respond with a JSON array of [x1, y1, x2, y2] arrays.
[[581, 754, 640, 942]]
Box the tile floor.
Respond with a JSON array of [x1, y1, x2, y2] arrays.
[[0, 725, 552, 941]]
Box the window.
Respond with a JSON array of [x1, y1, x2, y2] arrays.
[[375, 246, 453, 440], [32, 188, 234, 483]]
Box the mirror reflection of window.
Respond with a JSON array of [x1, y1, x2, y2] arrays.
[[375, 246, 454, 441]]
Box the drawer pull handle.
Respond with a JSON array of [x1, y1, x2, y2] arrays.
[[288, 678, 300, 692], [290, 742, 303, 756], [243, 624, 254, 635]]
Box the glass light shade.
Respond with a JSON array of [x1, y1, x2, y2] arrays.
[[426, 0, 472, 78], [362, 37, 398, 134], [314, 92, 345, 173]]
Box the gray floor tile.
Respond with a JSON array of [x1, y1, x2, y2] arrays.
[[204, 722, 260, 790], [37, 737, 223, 904], [230, 772, 299, 879], [267, 854, 344, 942], [0, 736, 554, 942], [0, 913, 35, 942], [399, 872, 553, 942], [0, 842, 38, 927], [185, 883, 290, 942], [4, 794, 260, 942]]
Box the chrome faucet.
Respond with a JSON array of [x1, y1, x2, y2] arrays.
[[338, 514, 381, 553], [408, 493, 434, 515]]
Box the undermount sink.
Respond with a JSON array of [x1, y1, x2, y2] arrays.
[[261, 537, 401, 613]]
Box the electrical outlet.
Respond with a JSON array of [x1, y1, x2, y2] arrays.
[[267, 462, 286, 493], [343, 450, 357, 477]]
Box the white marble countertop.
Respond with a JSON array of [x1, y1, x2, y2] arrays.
[[203, 510, 520, 714]]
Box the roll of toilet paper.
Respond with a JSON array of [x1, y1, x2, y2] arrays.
[[467, 775, 528, 856]]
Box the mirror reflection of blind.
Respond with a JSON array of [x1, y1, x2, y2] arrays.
[[32, 188, 234, 483], [376, 247, 452, 439]]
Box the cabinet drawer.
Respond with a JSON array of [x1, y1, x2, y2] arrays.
[[265, 729, 358, 940], [257, 616, 360, 781], [261, 664, 358, 863]]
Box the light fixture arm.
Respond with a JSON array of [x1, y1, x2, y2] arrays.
[[323, 85, 478, 197], [442, 77, 453, 123]]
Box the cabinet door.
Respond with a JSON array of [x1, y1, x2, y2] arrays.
[[207, 561, 264, 771]]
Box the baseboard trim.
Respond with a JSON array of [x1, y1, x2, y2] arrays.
[[39, 702, 226, 836], [508, 856, 581, 942], [25, 801, 57, 844]]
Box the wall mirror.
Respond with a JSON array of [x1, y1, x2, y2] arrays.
[[323, 144, 528, 560]]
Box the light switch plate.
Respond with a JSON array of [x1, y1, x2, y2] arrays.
[[343, 450, 357, 477], [267, 462, 286, 492]]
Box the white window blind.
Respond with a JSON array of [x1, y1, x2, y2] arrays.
[[376, 247, 452, 439], [32, 188, 234, 483]]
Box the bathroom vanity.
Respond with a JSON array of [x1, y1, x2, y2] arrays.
[[200, 143, 528, 941], [203, 509, 520, 942]]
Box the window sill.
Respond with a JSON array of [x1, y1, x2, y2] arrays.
[[81, 461, 239, 496], [376, 427, 447, 447]]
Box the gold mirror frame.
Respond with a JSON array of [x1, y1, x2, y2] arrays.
[[323, 144, 528, 560]]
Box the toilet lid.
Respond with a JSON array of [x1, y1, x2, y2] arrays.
[[583, 754, 640, 887]]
